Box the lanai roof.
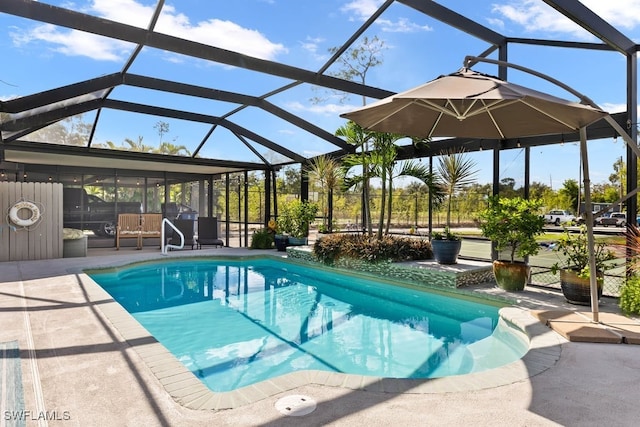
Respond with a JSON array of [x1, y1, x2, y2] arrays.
[[0, 0, 637, 177]]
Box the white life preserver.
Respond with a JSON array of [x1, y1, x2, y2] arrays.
[[9, 201, 41, 227]]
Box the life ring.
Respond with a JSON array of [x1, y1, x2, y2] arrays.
[[9, 201, 41, 227]]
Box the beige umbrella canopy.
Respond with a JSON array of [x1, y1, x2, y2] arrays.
[[342, 63, 615, 321], [341, 68, 606, 139]]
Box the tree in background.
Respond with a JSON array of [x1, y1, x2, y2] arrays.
[[305, 155, 344, 232], [327, 36, 386, 236], [277, 165, 302, 197], [337, 121, 373, 234], [437, 149, 479, 229], [560, 179, 580, 212], [27, 115, 92, 146]]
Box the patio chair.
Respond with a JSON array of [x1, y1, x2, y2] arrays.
[[196, 217, 224, 249], [116, 213, 141, 250], [168, 219, 195, 250]]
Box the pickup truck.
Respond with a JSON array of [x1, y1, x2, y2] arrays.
[[597, 212, 626, 227], [543, 210, 576, 226], [63, 188, 142, 237]]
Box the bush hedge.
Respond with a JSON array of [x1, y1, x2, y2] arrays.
[[313, 234, 432, 265], [620, 275, 640, 315]]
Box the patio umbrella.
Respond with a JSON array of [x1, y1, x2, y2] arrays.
[[340, 68, 606, 139], [341, 63, 612, 321]]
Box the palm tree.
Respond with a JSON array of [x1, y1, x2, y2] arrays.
[[305, 155, 343, 232], [437, 149, 479, 229], [342, 130, 443, 239], [366, 131, 408, 238], [393, 160, 445, 230], [336, 121, 373, 235], [123, 136, 155, 153], [157, 142, 191, 156]]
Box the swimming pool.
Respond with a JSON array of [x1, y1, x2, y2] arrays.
[[88, 257, 528, 392]]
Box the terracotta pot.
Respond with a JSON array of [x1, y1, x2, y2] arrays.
[[431, 239, 462, 264], [559, 269, 603, 305], [492, 260, 530, 292]]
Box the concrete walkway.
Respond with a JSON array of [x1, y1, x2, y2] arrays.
[[1, 248, 639, 426]]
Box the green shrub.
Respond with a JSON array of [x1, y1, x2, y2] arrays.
[[313, 234, 432, 265], [620, 275, 640, 315], [278, 200, 319, 238], [250, 228, 274, 249]]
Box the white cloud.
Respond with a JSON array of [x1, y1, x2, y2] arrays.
[[10, 0, 287, 62], [492, 0, 640, 39], [582, 0, 640, 29], [300, 36, 329, 61], [10, 23, 131, 61], [286, 100, 358, 116], [341, 0, 380, 19], [600, 102, 627, 114], [342, 0, 432, 33], [377, 18, 433, 33], [486, 18, 505, 30]]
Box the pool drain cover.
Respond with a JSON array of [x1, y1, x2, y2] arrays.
[[275, 394, 317, 416]]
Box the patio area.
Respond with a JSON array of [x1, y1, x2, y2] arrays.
[[1, 247, 639, 426]]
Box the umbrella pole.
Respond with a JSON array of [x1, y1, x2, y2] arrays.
[[579, 126, 599, 322]]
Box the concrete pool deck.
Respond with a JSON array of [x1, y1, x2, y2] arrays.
[[1, 248, 639, 426]]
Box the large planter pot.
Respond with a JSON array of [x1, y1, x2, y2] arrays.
[[275, 235, 288, 252], [431, 239, 462, 265], [63, 228, 87, 258], [492, 260, 530, 292], [287, 236, 308, 246], [559, 269, 603, 305]]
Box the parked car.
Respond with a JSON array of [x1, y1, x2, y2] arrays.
[[63, 188, 142, 237], [576, 211, 600, 226], [598, 212, 626, 227], [543, 210, 576, 226], [594, 212, 610, 226]]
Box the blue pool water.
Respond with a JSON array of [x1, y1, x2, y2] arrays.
[[88, 258, 528, 392]]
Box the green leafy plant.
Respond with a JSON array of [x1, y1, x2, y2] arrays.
[[278, 200, 319, 238], [250, 228, 274, 249], [431, 227, 460, 241], [313, 234, 432, 265], [478, 196, 545, 263], [550, 225, 616, 279], [620, 275, 640, 315], [618, 225, 640, 315]]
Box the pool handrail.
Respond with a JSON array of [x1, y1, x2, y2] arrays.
[[161, 218, 184, 255]]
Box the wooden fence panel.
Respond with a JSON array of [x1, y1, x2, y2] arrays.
[[1, 182, 63, 261], [0, 182, 9, 262]]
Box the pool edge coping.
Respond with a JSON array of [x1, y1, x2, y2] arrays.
[[81, 257, 564, 411]]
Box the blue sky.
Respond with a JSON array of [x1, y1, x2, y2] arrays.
[[1, 0, 640, 188]]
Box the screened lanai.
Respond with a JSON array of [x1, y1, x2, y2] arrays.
[[1, 0, 639, 250]]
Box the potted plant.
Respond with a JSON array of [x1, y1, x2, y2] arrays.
[[478, 196, 545, 291], [278, 200, 319, 246], [267, 219, 288, 251], [550, 225, 616, 305], [430, 227, 462, 264], [249, 227, 275, 249]]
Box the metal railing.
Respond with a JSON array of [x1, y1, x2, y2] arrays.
[[161, 218, 184, 255]]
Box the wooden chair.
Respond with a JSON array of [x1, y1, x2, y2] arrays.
[[116, 214, 141, 250], [140, 214, 163, 248]]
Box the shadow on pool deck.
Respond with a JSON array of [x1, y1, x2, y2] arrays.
[[1, 247, 639, 426]]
